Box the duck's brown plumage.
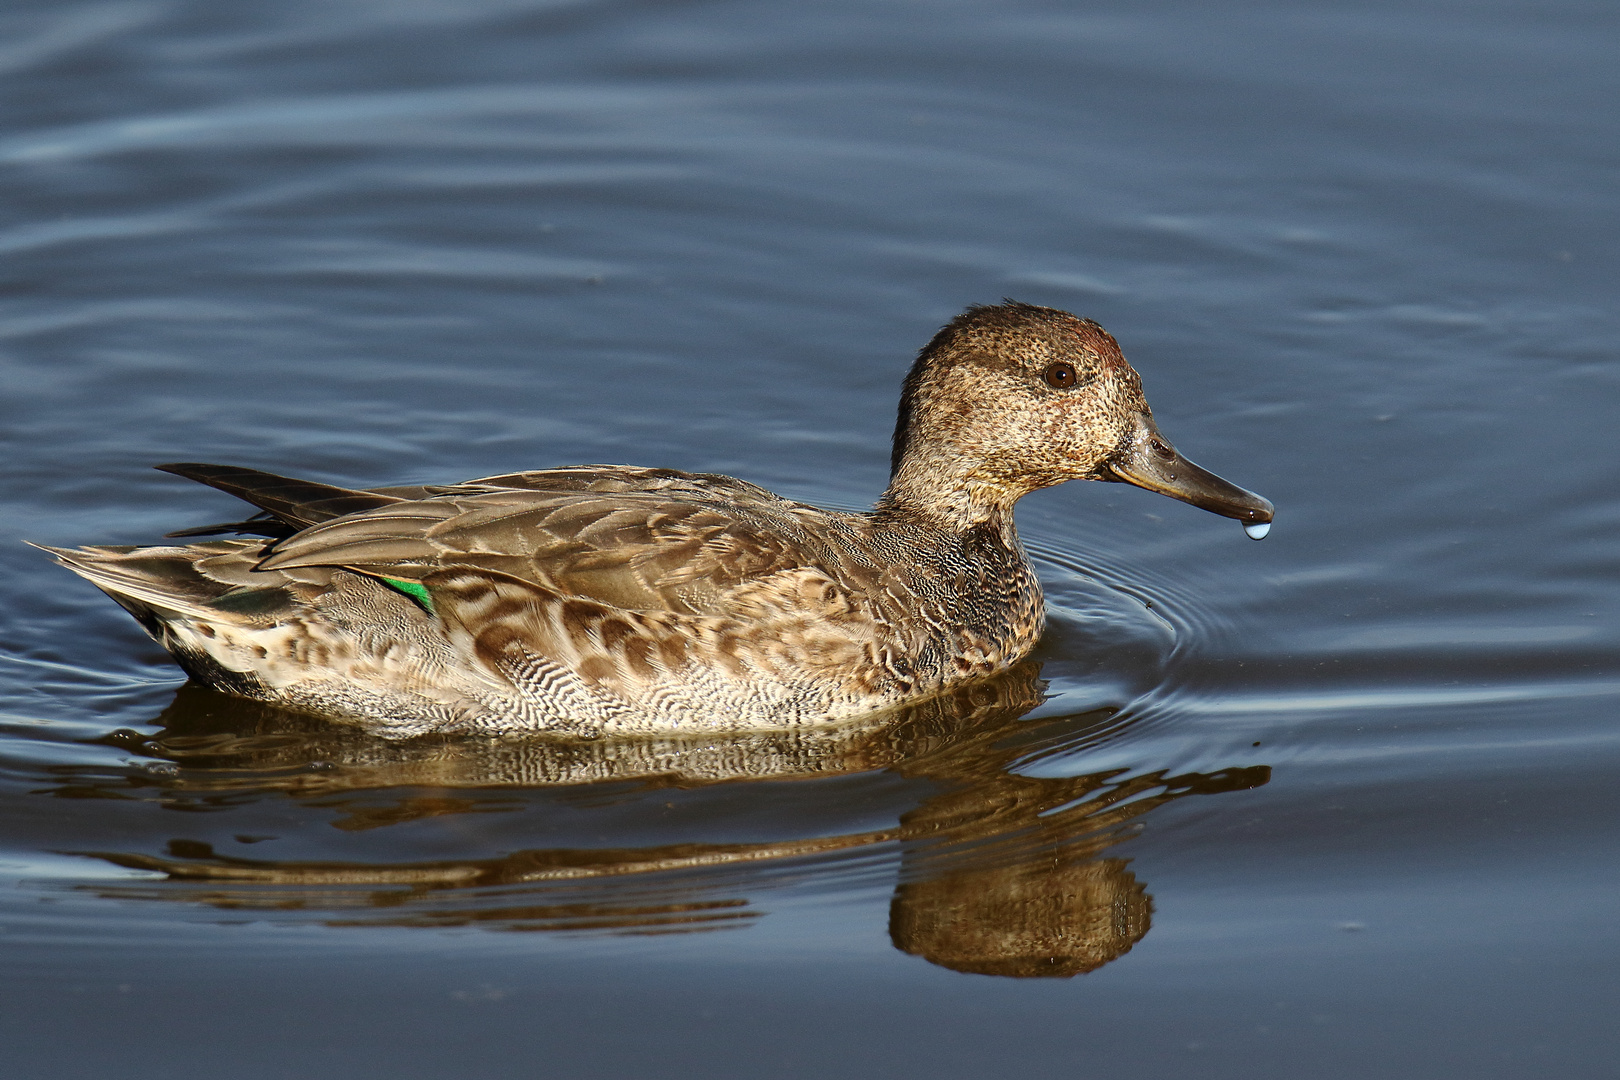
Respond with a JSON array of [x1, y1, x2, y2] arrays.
[[41, 301, 1271, 736]]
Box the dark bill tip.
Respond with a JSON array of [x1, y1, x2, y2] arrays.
[[1104, 418, 1274, 536]]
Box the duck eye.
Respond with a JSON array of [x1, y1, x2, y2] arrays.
[[1043, 362, 1079, 389]]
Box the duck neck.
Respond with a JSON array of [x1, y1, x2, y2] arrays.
[[876, 458, 1024, 549]]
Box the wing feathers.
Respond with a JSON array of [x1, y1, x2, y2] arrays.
[[256, 506, 463, 570], [157, 463, 406, 528], [137, 465, 851, 618]]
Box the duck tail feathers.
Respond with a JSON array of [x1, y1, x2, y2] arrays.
[[29, 542, 238, 623]]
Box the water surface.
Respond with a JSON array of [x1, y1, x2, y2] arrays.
[[2, 1, 1617, 1076]]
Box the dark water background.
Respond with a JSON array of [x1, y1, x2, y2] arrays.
[[2, 1, 1617, 1076]]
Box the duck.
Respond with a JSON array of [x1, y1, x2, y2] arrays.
[[40, 301, 1272, 738]]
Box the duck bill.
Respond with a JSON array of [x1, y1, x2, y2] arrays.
[[1103, 415, 1274, 531]]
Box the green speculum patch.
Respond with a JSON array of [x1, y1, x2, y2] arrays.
[[380, 577, 435, 615]]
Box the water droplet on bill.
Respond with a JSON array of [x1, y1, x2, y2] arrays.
[[1244, 521, 1271, 540]]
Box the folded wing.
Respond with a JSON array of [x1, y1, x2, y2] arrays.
[[174, 464, 836, 616]]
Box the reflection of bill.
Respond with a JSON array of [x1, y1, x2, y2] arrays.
[[70, 664, 1268, 977]]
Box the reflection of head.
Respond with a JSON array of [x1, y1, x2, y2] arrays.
[[889, 856, 1150, 978]]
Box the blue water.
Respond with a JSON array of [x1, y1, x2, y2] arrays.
[[2, 1, 1618, 1076]]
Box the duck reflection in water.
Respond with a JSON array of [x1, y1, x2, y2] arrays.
[[72, 662, 1267, 977]]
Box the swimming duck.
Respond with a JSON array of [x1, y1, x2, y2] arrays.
[[41, 301, 1272, 737]]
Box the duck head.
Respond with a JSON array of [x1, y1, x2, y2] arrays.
[[881, 301, 1273, 537]]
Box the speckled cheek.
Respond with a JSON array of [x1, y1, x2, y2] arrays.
[[1043, 395, 1103, 464], [1111, 363, 1147, 408]]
